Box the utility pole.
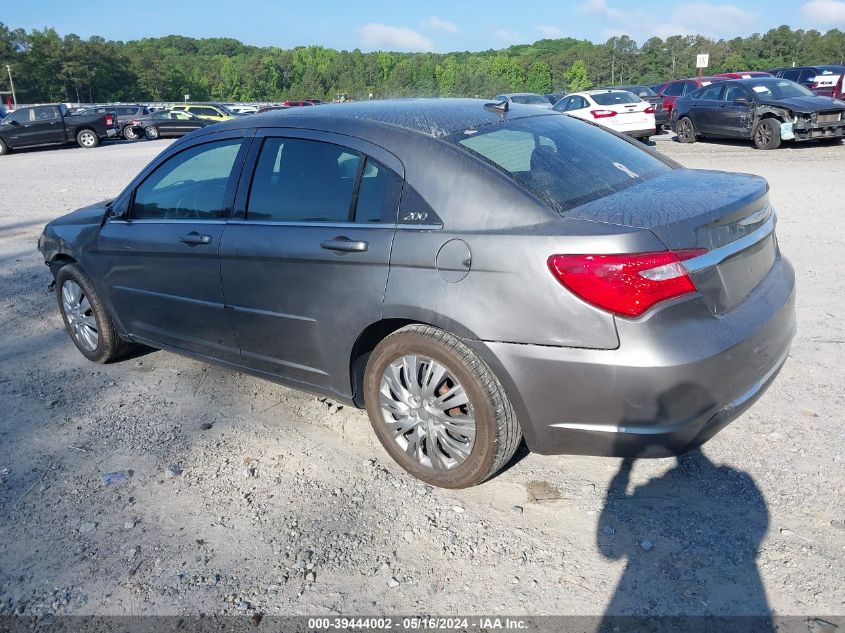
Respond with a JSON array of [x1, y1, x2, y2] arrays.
[[6, 65, 17, 108]]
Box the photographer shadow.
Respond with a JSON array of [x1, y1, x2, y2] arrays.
[[597, 447, 772, 632]]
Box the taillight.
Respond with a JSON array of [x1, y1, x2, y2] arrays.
[[809, 81, 819, 90], [644, 106, 655, 114], [590, 109, 617, 119], [547, 250, 707, 317], [105, 115, 113, 126], [131, 119, 138, 125]]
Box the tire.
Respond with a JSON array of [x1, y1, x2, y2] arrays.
[[122, 125, 139, 141], [0, 138, 8, 155], [76, 129, 100, 149], [752, 118, 782, 150], [55, 263, 133, 363], [676, 117, 697, 143], [145, 126, 160, 140], [364, 324, 521, 488]]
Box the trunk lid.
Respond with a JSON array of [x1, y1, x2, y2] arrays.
[[567, 169, 776, 313]]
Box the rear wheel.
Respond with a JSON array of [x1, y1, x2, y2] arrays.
[[676, 117, 697, 143], [752, 118, 782, 150], [364, 325, 521, 488], [56, 264, 133, 363], [76, 129, 99, 148], [0, 138, 8, 155], [145, 126, 160, 140]]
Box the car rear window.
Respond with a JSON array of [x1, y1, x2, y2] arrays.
[[452, 114, 671, 214], [511, 94, 550, 105], [592, 92, 641, 105]]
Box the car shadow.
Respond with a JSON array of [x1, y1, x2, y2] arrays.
[[597, 446, 772, 629]]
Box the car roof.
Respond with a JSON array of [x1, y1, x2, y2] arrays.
[[211, 98, 559, 139], [580, 89, 631, 95]]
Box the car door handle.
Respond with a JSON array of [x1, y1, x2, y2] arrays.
[[320, 236, 368, 253], [179, 232, 212, 245]]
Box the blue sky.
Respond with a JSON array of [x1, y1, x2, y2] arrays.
[[3, 0, 845, 51]]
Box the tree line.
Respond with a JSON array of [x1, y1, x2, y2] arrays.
[[1, 22, 844, 104]]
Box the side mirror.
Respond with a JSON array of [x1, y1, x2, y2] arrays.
[[734, 97, 750, 105]]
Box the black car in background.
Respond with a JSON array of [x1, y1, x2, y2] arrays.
[[672, 77, 845, 149], [74, 104, 150, 140], [0, 104, 119, 155], [769, 65, 844, 97], [544, 92, 567, 105], [132, 110, 213, 140]]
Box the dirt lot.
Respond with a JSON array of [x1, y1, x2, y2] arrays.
[[0, 133, 842, 621]]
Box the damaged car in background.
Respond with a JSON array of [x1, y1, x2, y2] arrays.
[[671, 77, 845, 149]]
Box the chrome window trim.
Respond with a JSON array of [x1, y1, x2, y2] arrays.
[[225, 220, 442, 230], [683, 212, 776, 273]]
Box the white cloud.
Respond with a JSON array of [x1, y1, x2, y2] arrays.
[[801, 0, 845, 23], [537, 25, 566, 38], [580, 0, 626, 21], [358, 23, 434, 52], [494, 28, 523, 44], [424, 16, 460, 34], [583, 1, 757, 40], [670, 3, 755, 31]]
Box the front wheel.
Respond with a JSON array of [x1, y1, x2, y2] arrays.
[[676, 117, 697, 143], [56, 263, 133, 363], [144, 126, 160, 140], [123, 125, 139, 141], [752, 118, 782, 150], [76, 129, 100, 148], [364, 325, 522, 488], [0, 138, 8, 155]]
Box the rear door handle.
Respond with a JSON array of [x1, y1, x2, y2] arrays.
[[320, 236, 368, 253], [179, 232, 212, 245]]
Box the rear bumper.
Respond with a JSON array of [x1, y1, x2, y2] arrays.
[[467, 254, 796, 458], [623, 127, 656, 138]]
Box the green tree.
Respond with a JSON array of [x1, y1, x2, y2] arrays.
[[563, 60, 592, 91]]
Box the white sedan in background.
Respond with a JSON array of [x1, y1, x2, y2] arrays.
[[553, 90, 656, 141]]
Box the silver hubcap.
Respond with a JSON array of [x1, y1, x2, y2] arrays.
[[62, 281, 98, 351], [124, 127, 136, 139], [147, 128, 158, 138], [379, 355, 476, 471], [79, 132, 95, 146]]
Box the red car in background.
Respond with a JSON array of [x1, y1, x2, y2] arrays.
[[653, 76, 728, 130]]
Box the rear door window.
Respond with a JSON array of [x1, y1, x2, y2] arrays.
[[698, 84, 724, 100], [246, 138, 362, 222], [453, 115, 671, 213], [354, 159, 403, 223]]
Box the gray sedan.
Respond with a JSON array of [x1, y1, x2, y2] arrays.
[[38, 99, 795, 488]]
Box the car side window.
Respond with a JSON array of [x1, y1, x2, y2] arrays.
[[798, 69, 816, 84], [5, 109, 30, 124], [723, 85, 749, 102], [782, 69, 800, 82], [354, 158, 403, 223], [663, 82, 683, 97], [131, 140, 243, 220], [698, 84, 723, 100], [246, 138, 362, 223], [33, 106, 59, 121]]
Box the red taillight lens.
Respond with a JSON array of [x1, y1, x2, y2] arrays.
[[590, 109, 617, 119], [547, 250, 706, 317], [809, 81, 819, 90], [644, 106, 655, 114], [105, 115, 113, 126]]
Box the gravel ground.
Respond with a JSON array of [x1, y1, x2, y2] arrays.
[[0, 133, 842, 620]]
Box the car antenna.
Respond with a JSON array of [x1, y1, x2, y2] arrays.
[[483, 100, 509, 116]]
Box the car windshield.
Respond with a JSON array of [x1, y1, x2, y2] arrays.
[[451, 114, 671, 214], [592, 92, 642, 105], [748, 79, 815, 99], [510, 94, 550, 105]]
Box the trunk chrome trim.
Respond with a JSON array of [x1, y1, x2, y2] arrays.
[[683, 212, 776, 273]]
